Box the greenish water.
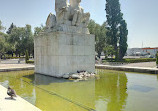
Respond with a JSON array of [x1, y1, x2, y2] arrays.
[[0, 70, 158, 111]]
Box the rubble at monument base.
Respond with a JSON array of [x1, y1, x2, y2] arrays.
[[34, 31, 95, 77]]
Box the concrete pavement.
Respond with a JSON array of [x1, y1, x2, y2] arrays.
[[96, 64, 158, 74], [0, 59, 34, 72], [0, 59, 157, 74], [0, 64, 34, 72], [0, 85, 41, 111]]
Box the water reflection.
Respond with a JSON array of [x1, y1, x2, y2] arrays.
[[0, 70, 128, 111], [35, 74, 73, 85], [0, 71, 36, 105], [33, 74, 96, 111], [95, 70, 128, 111]]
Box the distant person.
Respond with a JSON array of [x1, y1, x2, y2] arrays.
[[7, 86, 17, 99]]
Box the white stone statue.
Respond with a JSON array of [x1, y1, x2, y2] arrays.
[[46, 0, 90, 33], [35, 0, 95, 77], [69, 0, 83, 26], [46, 13, 56, 29], [69, 0, 90, 27], [55, 0, 70, 25]]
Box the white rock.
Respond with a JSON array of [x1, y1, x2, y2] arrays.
[[71, 74, 82, 79], [86, 74, 90, 77], [91, 74, 95, 77], [63, 74, 70, 79], [56, 75, 63, 78]]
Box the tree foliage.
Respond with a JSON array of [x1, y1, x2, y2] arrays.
[[8, 24, 34, 57], [106, 0, 128, 60], [119, 20, 128, 59], [104, 45, 115, 58], [6, 23, 16, 34], [88, 20, 107, 58], [156, 52, 158, 65], [0, 32, 9, 58], [0, 20, 4, 31], [34, 25, 45, 36]]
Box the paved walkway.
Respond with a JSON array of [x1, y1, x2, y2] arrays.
[[0, 64, 34, 72], [0, 59, 34, 72], [122, 62, 156, 68], [0, 85, 41, 111], [96, 62, 158, 74], [0, 59, 157, 74]]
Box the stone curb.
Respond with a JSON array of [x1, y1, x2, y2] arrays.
[[0, 85, 41, 111], [95, 65, 158, 74], [0, 67, 34, 72]]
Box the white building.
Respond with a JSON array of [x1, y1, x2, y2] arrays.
[[127, 47, 158, 57], [142, 48, 158, 56], [127, 48, 142, 56]]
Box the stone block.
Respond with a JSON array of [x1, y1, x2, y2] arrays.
[[34, 31, 95, 77], [78, 46, 85, 55], [72, 45, 78, 55]]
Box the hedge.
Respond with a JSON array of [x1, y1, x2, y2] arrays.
[[26, 60, 34, 64], [2, 57, 25, 59], [156, 53, 158, 65], [103, 58, 156, 63]]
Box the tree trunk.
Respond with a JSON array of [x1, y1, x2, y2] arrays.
[[97, 52, 101, 59], [114, 44, 118, 61], [118, 50, 123, 60], [32, 51, 34, 58], [12, 51, 14, 57]]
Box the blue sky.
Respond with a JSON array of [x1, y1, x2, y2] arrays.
[[0, 0, 158, 48]]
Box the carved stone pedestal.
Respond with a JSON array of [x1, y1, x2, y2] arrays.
[[34, 31, 95, 77]]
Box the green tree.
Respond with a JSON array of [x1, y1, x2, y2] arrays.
[[0, 21, 8, 58], [106, 0, 128, 60], [5, 23, 16, 57], [6, 23, 16, 34], [104, 45, 115, 58], [0, 20, 5, 32], [24, 25, 34, 56], [96, 23, 107, 58], [25, 50, 29, 63], [9, 27, 24, 57], [8, 25, 34, 57], [88, 20, 107, 58], [0, 32, 9, 58], [34, 24, 46, 36], [156, 52, 158, 66], [118, 20, 128, 59], [88, 20, 96, 35]]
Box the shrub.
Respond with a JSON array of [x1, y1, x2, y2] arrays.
[[25, 50, 29, 63], [26, 60, 34, 64], [156, 53, 158, 65], [103, 58, 156, 63], [3, 57, 25, 59], [124, 58, 156, 63]]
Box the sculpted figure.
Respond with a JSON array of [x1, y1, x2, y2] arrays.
[[69, 0, 83, 26], [82, 12, 90, 27], [46, 0, 90, 31], [69, 0, 90, 27], [46, 13, 56, 29], [55, 0, 70, 25]]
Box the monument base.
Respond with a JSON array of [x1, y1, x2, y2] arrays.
[[34, 31, 95, 77]]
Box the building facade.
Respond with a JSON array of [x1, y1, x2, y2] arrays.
[[127, 47, 158, 57]]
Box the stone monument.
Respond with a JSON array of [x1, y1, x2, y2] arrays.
[[34, 0, 95, 78]]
